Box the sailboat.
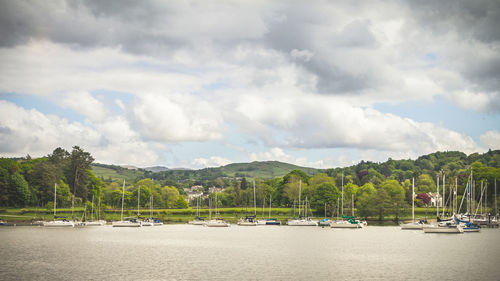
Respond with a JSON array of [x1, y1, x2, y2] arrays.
[[43, 183, 74, 227], [112, 180, 141, 227], [330, 173, 362, 228], [423, 174, 463, 233], [238, 180, 257, 226], [86, 194, 106, 226], [401, 178, 428, 230], [205, 192, 230, 227], [257, 194, 281, 225], [150, 195, 163, 226], [288, 181, 318, 226], [188, 196, 205, 225]]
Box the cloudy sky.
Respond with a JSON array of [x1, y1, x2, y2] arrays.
[[0, 0, 499, 169]]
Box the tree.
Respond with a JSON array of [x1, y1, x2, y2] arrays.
[[161, 186, 180, 208], [175, 196, 189, 208], [356, 183, 377, 219], [416, 174, 435, 193], [310, 182, 339, 215], [379, 180, 406, 221], [9, 172, 31, 207], [65, 146, 94, 200]]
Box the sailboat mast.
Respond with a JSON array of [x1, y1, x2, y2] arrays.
[[298, 180, 302, 217], [269, 194, 272, 219], [495, 178, 497, 215], [54, 183, 57, 218], [341, 172, 344, 217], [351, 194, 354, 217], [436, 174, 439, 218], [137, 185, 141, 217], [121, 180, 125, 221], [91, 194, 94, 221], [442, 174, 445, 217], [337, 197, 339, 220], [253, 180, 257, 217], [412, 177, 415, 223]]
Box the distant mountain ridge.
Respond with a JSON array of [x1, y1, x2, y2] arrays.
[[91, 160, 320, 182], [91, 150, 500, 183]]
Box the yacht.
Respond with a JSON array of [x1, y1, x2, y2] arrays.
[[44, 183, 74, 227], [112, 180, 142, 227]]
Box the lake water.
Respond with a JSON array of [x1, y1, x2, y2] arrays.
[[1, 225, 499, 280]]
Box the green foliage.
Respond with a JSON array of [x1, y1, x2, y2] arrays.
[[175, 196, 189, 209]]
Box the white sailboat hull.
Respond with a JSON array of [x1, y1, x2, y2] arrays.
[[423, 225, 463, 233], [112, 221, 142, 227], [237, 221, 257, 226], [287, 219, 318, 226], [86, 220, 106, 226], [205, 220, 230, 227], [43, 221, 74, 227], [330, 221, 361, 228]]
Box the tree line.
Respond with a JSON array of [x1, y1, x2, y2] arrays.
[[0, 147, 188, 210], [1, 148, 499, 221]]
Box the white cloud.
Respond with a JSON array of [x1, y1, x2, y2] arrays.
[[0, 100, 159, 167], [480, 130, 500, 150], [192, 156, 232, 169], [58, 91, 108, 121], [0, 100, 101, 157], [129, 93, 224, 142]]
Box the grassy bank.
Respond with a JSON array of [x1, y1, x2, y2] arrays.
[[0, 206, 466, 225]]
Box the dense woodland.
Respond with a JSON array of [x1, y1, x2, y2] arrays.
[[1, 147, 499, 221]]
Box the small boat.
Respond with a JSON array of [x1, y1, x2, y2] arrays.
[[86, 194, 106, 226], [112, 218, 142, 227], [44, 183, 74, 227], [205, 192, 230, 227], [152, 218, 164, 226], [330, 220, 362, 228], [237, 216, 257, 226], [401, 178, 430, 230], [238, 180, 258, 226], [85, 220, 107, 226], [205, 218, 230, 227], [423, 224, 464, 233], [113, 180, 142, 227], [188, 216, 206, 225], [258, 218, 281, 225], [188, 196, 205, 225], [319, 218, 331, 227], [288, 218, 318, 226], [43, 218, 75, 227]]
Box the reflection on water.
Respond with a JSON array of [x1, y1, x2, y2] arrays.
[[1, 225, 499, 280]]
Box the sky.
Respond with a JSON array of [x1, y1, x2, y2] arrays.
[[0, 0, 499, 169]]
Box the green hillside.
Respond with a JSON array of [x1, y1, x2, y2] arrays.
[[220, 161, 319, 178], [91, 163, 145, 183]]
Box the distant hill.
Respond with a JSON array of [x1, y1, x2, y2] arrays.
[[144, 160, 321, 181], [91, 163, 145, 183], [144, 166, 169, 172], [220, 161, 319, 178]]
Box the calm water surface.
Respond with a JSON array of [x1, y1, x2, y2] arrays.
[[1, 225, 499, 280]]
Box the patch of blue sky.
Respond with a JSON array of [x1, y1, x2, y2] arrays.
[[373, 95, 500, 142], [132, 60, 205, 75], [90, 89, 135, 115], [203, 80, 230, 91], [423, 53, 437, 61], [0, 92, 86, 123]]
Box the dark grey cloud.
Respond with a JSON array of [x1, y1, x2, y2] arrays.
[[0, 0, 498, 112], [406, 0, 500, 43]]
